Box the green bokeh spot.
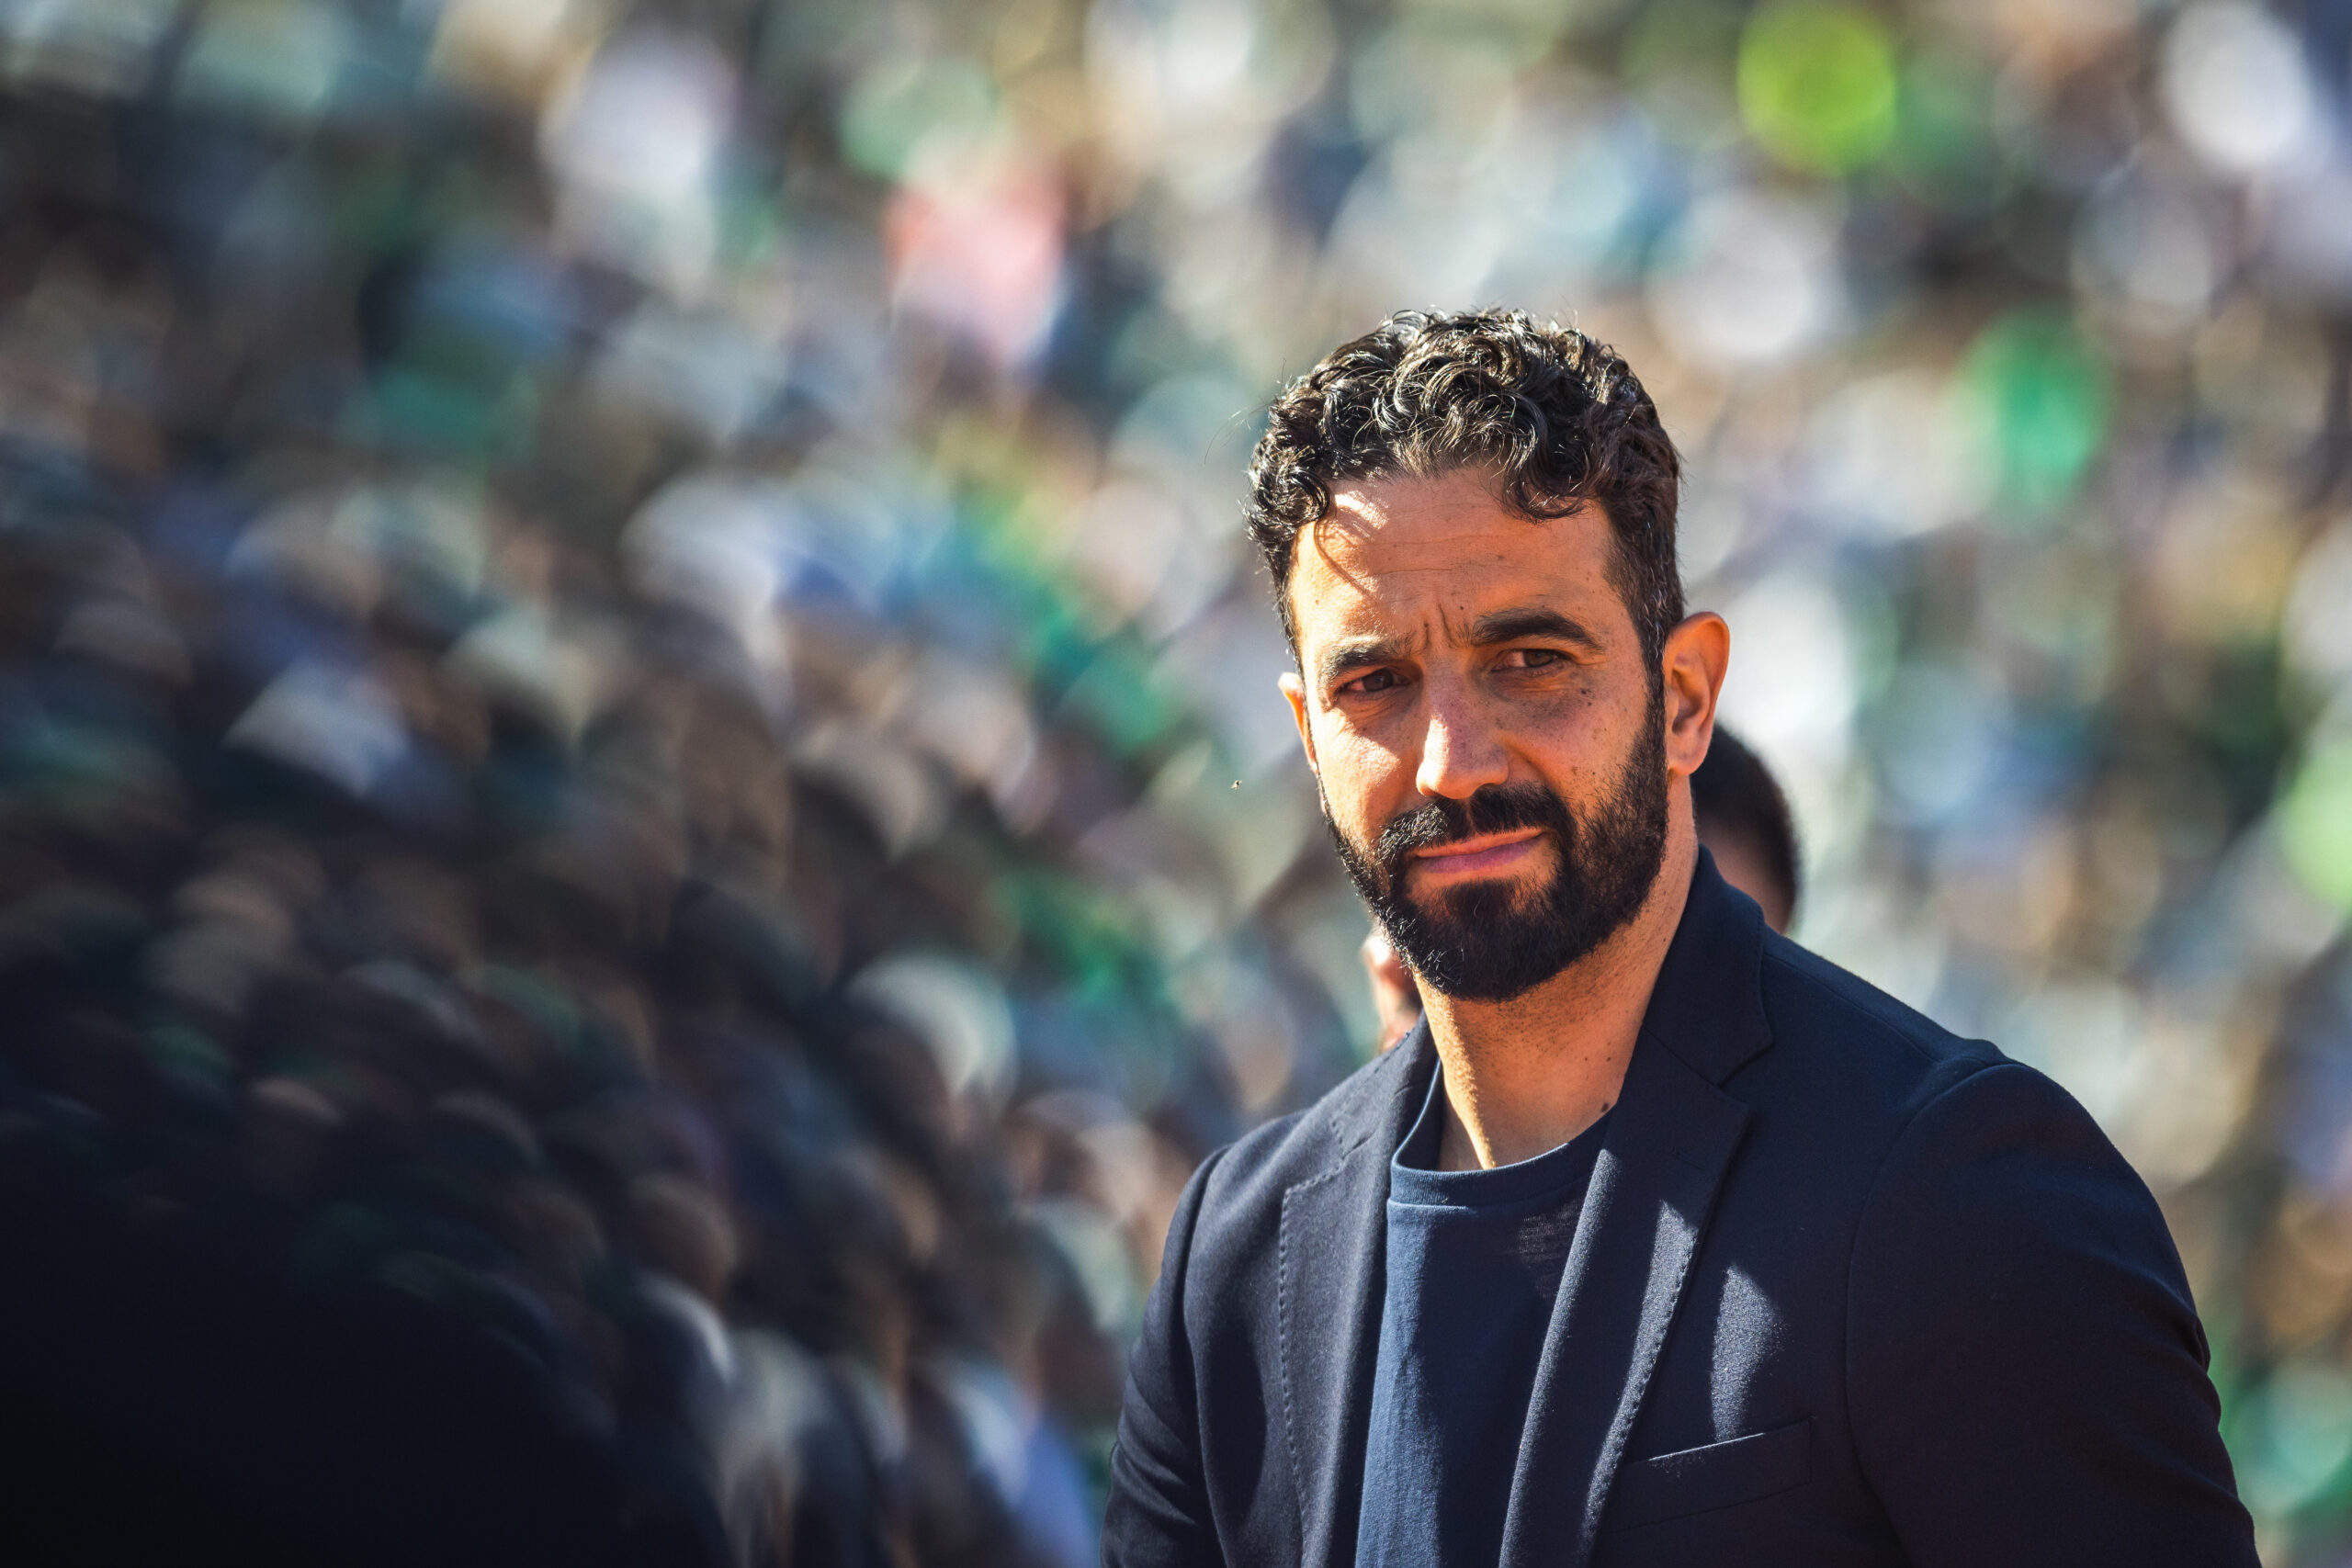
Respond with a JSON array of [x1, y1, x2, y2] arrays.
[[1889, 51, 2001, 212], [1738, 0, 1899, 173], [840, 56, 996, 181], [1958, 310, 2111, 513], [2280, 740, 2352, 911]]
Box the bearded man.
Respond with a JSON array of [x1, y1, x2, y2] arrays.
[[1102, 310, 2255, 1568]]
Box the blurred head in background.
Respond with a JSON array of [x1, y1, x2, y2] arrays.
[[1690, 727, 1801, 934], [1259, 309, 1727, 1005]]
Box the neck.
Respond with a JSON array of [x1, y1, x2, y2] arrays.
[[1418, 823, 1696, 1170]]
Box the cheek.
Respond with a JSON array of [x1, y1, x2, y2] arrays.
[[1313, 721, 1413, 817], [1518, 668, 1614, 727], [1512, 679, 1653, 795]]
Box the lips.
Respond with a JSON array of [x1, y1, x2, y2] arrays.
[[1408, 828, 1546, 878]]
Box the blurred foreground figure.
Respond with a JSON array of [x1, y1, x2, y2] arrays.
[[0, 359, 1123, 1568], [1364, 725, 1800, 1050], [1104, 310, 2256, 1567]]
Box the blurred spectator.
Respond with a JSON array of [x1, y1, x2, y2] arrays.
[[1690, 728, 1801, 934], [1363, 929, 1423, 1055]]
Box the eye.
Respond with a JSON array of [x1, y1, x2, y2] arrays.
[[1497, 648, 1568, 671], [1338, 668, 1403, 697]]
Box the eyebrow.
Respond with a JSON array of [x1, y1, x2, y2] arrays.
[[1315, 606, 1605, 692], [1464, 606, 1606, 652]]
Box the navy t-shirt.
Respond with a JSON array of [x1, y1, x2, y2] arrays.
[[1353, 1069, 1611, 1568]]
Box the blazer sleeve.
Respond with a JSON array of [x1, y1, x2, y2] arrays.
[[1103, 1145, 1228, 1568], [1847, 1061, 2257, 1566]]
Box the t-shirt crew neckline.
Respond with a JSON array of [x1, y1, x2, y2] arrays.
[[1388, 1067, 1611, 1208]]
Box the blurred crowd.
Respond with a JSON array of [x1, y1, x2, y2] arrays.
[[1, 0, 2351, 1562]]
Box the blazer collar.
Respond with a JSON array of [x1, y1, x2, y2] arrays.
[[1642, 846, 1774, 1087], [1499, 849, 1774, 1568]]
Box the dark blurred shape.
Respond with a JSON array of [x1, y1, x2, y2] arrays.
[[1691, 728, 1800, 933]]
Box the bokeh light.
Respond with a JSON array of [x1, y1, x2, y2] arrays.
[[1737, 0, 1899, 174]]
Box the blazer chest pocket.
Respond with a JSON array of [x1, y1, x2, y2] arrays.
[[1603, 1417, 1812, 1533]]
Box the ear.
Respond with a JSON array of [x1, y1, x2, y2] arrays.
[[1660, 612, 1729, 779], [1279, 671, 1319, 778]]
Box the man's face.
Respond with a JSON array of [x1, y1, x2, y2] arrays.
[[1279, 471, 1672, 1002]]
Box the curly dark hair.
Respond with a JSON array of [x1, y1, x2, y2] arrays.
[[1246, 308, 1685, 672]]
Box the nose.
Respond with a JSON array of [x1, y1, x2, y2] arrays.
[[1413, 684, 1510, 802]]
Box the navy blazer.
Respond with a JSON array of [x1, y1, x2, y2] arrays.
[[1104, 852, 2256, 1568]]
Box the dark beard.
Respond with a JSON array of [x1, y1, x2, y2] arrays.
[[1325, 701, 1669, 1003]]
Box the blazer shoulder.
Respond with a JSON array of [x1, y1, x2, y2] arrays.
[[1756, 930, 2004, 1099]]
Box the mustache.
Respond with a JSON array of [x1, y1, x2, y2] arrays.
[[1374, 783, 1577, 883]]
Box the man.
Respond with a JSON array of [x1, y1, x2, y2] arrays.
[[1102, 310, 2255, 1567], [1363, 725, 1801, 1050]]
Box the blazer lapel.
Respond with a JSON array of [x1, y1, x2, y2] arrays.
[[1498, 852, 1773, 1568], [1281, 1029, 1434, 1568], [1497, 1040, 1749, 1568]]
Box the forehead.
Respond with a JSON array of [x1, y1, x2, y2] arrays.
[[1286, 471, 1625, 646]]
